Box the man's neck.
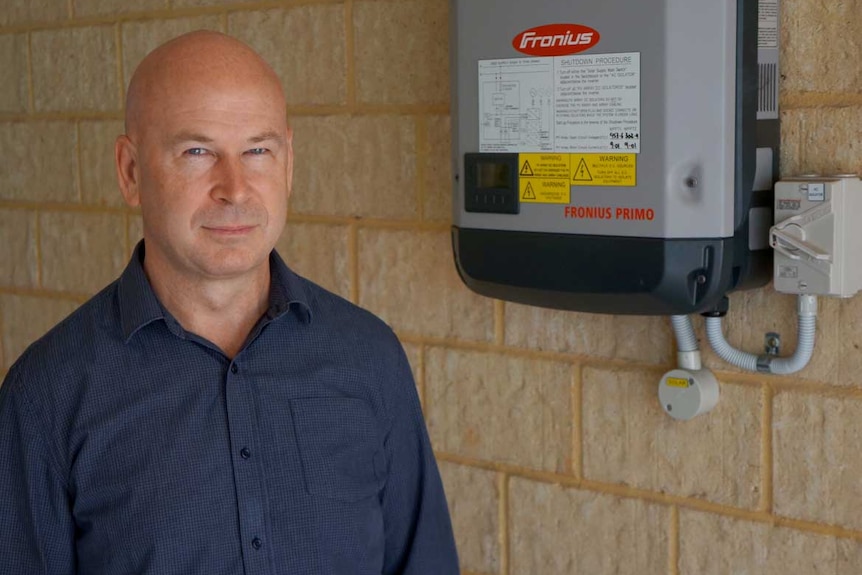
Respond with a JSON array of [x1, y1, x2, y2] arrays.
[[143, 254, 271, 359]]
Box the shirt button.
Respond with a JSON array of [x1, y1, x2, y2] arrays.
[[252, 537, 262, 550], [230, 364, 238, 374], [240, 447, 251, 459]]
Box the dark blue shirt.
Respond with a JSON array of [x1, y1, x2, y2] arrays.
[[0, 243, 458, 574]]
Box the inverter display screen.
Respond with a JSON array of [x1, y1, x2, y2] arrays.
[[475, 162, 511, 189]]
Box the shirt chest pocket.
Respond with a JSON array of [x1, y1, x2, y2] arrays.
[[289, 397, 388, 503]]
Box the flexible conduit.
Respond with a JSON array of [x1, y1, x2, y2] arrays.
[[671, 315, 698, 352], [670, 314, 701, 371], [705, 295, 817, 375]]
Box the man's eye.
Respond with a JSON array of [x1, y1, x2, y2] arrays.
[[247, 148, 269, 155], [184, 148, 207, 156]]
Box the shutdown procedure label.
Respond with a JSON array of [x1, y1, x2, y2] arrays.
[[478, 52, 641, 155], [479, 53, 640, 202]]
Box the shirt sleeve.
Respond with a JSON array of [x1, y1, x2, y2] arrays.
[[0, 368, 76, 574], [380, 347, 459, 575]]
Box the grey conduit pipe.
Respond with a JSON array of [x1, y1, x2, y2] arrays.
[[670, 314, 702, 371], [704, 295, 817, 374]]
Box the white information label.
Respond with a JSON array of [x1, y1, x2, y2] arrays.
[[807, 183, 825, 202], [758, 0, 779, 49], [478, 53, 641, 154], [556, 53, 640, 153]]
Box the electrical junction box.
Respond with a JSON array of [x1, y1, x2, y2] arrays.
[[771, 176, 862, 297], [450, 0, 780, 315]]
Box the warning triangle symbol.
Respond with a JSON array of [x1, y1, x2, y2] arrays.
[[573, 158, 593, 182], [519, 160, 534, 176], [522, 182, 537, 200]]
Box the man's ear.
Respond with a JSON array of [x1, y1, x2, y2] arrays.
[[115, 135, 141, 208], [285, 126, 294, 199]]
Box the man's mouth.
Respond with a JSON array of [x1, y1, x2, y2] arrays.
[[202, 225, 256, 235]]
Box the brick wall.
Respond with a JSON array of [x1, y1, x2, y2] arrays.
[[1, 1, 861, 573]]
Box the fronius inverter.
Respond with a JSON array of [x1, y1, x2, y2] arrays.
[[450, 0, 780, 315]]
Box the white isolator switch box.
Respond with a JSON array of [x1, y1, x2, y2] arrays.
[[770, 175, 862, 297]]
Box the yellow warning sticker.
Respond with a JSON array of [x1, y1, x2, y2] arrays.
[[519, 179, 570, 204], [517, 153, 572, 204], [516, 152, 636, 204], [666, 377, 690, 389], [518, 153, 571, 179], [570, 153, 637, 187]]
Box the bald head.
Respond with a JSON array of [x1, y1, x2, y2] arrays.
[[125, 31, 286, 141]]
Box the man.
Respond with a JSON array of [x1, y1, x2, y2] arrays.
[[0, 31, 459, 574]]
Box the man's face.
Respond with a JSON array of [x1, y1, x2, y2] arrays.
[[122, 70, 292, 284]]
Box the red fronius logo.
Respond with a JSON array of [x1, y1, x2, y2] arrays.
[[512, 24, 601, 56]]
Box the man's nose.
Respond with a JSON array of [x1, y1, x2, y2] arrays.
[[211, 157, 249, 204]]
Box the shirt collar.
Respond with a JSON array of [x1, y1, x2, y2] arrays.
[[267, 248, 314, 325], [118, 241, 313, 343]]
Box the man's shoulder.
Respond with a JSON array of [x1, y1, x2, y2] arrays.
[[299, 276, 396, 340], [289, 275, 410, 371], [5, 282, 121, 395]]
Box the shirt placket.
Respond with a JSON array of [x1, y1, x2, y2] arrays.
[[225, 358, 271, 575]]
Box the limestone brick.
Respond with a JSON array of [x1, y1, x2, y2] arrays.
[[79, 120, 125, 207], [0, 0, 67, 26], [0, 209, 38, 288], [357, 230, 494, 341], [425, 348, 572, 472], [74, 0, 167, 18], [794, 107, 862, 176], [354, 0, 449, 105], [679, 509, 862, 574], [773, 391, 862, 531], [171, 0, 259, 7], [40, 211, 127, 295], [289, 115, 418, 219], [31, 26, 118, 112], [779, 109, 802, 176], [230, 7, 345, 106], [583, 367, 763, 508], [275, 222, 351, 300], [838, 295, 862, 386], [505, 304, 673, 364], [0, 34, 29, 113], [422, 115, 452, 222], [510, 478, 668, 574], [781, 0, 862, 94], [0, 122, 78, 203]]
